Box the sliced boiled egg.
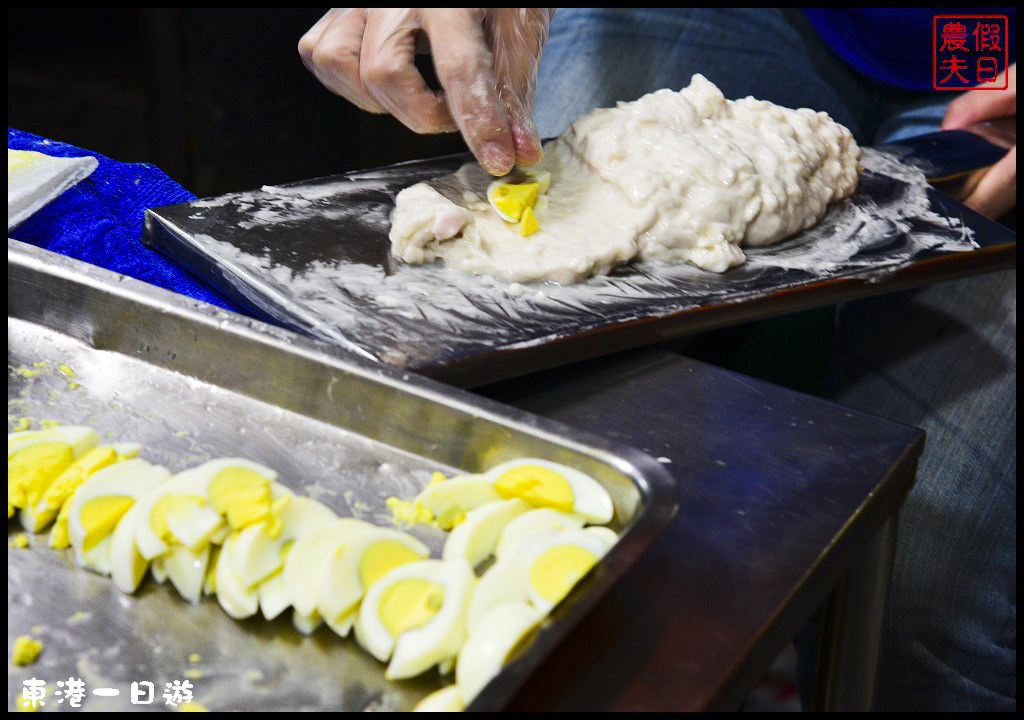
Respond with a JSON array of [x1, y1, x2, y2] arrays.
[[412, 476, 501, 530], [493, 507, 586, 562], [442, 498, 530, 569], [67, 459, 171, 575], [20, 445, 119, 532], [8, 425, 100, 516], [318, 526, 430, 637], [133, 458, 279, 561], [482, 459, 613, 525], [523, 527, 613, 614], [110, 502, 155, 593], [466, 558, 530, 635], [229, 495, 336, 590], [413, 685, 465, 712], [282, 518, 378, 633], [257, 570, 291, 621], [455, 602, 543, 703], [355, 558, 475, 680], [163, 544, 211, 605], [214, 533, 258, 619]]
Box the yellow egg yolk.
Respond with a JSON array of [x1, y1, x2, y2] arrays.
[[379, 579, 444, 637], [12, 635, 44, 666], [529, 544, 598, 605], [490, 182, 539, 221], [359, 540, 423, 589], [209, 467, 272, 530], [80, 495, 134, 551], [519, 206, 540, 236], [49, 496, 76, 548], [150, 495, 206, 543], [493, 465, 574, 513], [8, 443, 74, 509], [386, 497, 435, 526], [39, 446, 118, 513]]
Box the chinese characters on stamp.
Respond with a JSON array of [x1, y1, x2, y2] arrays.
[[934, 15, 1010, 90]]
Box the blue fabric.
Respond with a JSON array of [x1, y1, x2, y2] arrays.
[[536, 8, 1017, 712], [535, 8, 943, 148], [804, 9, 1016, 93], [8, 128, 239, 311]]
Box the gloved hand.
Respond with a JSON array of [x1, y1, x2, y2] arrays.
[[299, 9, 553, 176]]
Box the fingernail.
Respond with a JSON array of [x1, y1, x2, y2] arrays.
[[482, 141, 514, 175]]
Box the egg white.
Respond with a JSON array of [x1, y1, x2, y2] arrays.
[[456, 602, 543, 703], [442, 498, 530, 568]]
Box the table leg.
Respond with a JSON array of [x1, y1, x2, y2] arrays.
[[808, 515, 899, 711]]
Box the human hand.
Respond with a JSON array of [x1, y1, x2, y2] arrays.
[[941, 63, 1016, 219], [299, 8, 552, 176]]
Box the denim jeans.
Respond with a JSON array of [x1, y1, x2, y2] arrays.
[[534, 8, 1016, 711]]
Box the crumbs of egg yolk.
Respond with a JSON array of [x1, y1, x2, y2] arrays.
[[12, 635, 44, 666]]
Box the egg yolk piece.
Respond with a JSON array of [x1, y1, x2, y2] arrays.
[[519, 206, 540, 236], [493, 465, 574, 513], [489, 182, 539, 222], [359, 540, 425, 590], [208, 467, 272, 530], [80, 495, 134, 551], [379, 579, 445, 637], [38, 446, 118, 514], [8, 442, 74, 509], [529, 544, 598, 606], [150, 495, 206, 543]]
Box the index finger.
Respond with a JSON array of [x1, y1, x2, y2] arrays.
[[423, 11, 516, 175]]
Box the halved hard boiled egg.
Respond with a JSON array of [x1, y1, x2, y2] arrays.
[[133, 458, 279, 561], [20, 445, 119, 532], [412, 476, 502, 530], [482, 459, 614, 525], [493, 507, 586, 562], [442, 498, 530, 569], [355, 558, 475, 680], [67, 459, 171, 575], [281, 518, 378, 632], [413, 685, 465, 712], [522, 527, 614, 614], [455, 602, 543, 703], [8, 425, 100, 518], [317, 526, 430, 637]]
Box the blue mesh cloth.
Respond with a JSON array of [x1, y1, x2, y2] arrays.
[[8, 128, 240, 311]]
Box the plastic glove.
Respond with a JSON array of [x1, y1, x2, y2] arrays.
[[299, 8, 552, 176], [941, 63, 1016, 219]]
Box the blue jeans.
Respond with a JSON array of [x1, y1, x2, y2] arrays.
[[535, 8, 1016, 711]]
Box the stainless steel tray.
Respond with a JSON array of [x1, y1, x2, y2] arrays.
[[7, 240, 676, 712]]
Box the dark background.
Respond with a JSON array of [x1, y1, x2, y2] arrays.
[[8, 8, 467, 198]]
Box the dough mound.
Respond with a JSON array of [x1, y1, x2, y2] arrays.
[[390, 74, 861, 284]]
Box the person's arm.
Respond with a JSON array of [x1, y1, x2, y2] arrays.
[[298, 8, 552, 176], [941, 63, 1016, 220]]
